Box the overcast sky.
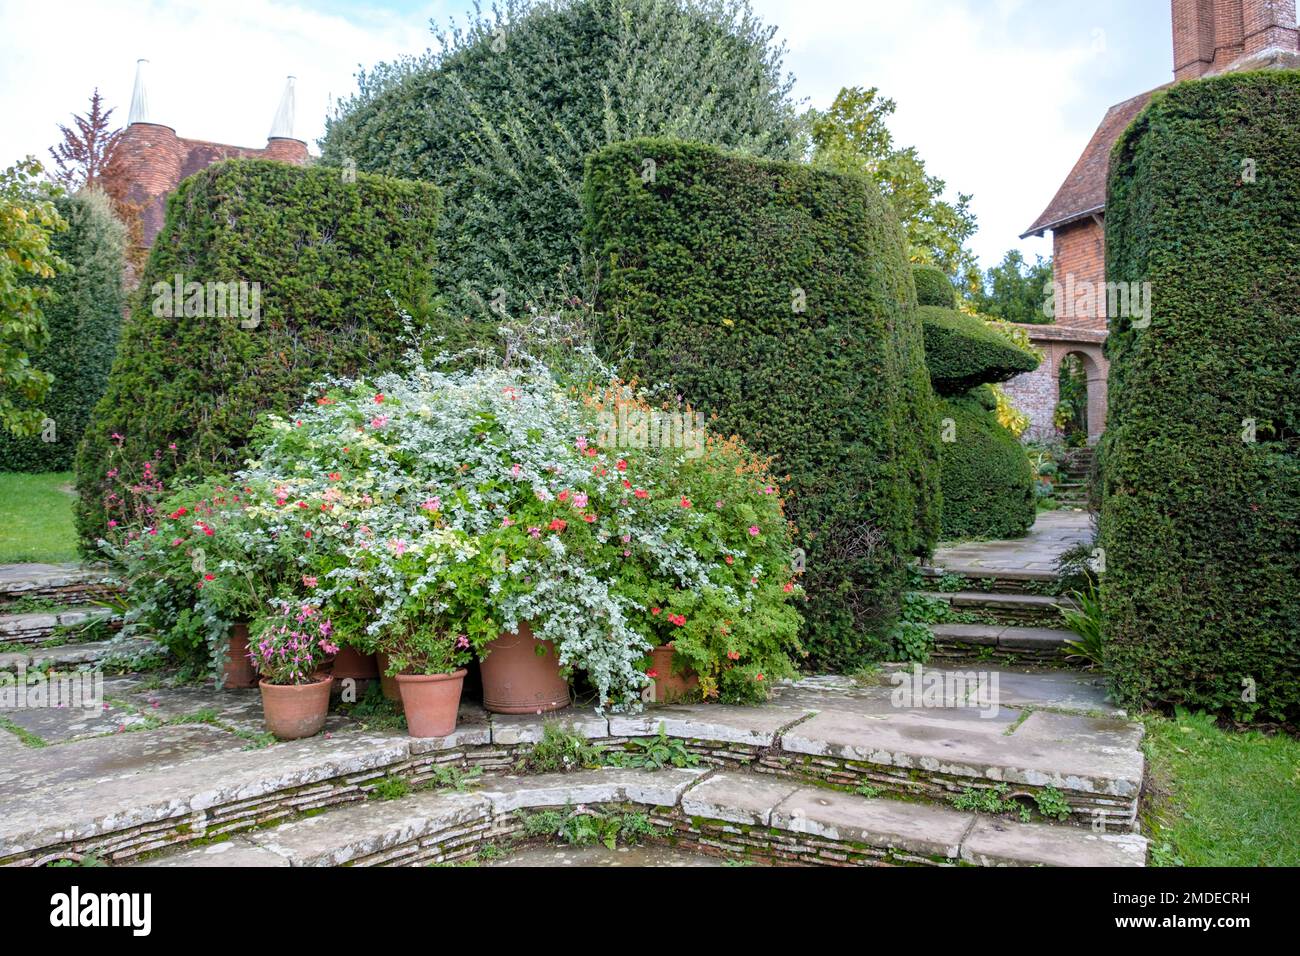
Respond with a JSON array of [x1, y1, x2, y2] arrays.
[[0, 0, 1181, 270]]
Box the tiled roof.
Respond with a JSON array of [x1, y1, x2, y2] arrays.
[[1021, 87, 1167, 238]]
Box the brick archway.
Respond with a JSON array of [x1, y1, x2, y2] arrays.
[[1000, 325, 1109, 445]]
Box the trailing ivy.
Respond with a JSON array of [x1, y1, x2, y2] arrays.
[[73, 159, 440, 546], [1101, 71, 1300, 722], [586, 137, 938, 670]]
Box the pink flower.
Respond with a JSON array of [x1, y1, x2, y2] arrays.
[[573, 492, 589, 509], [303, 575, 318, 588], [748, 525, 760, 536], [511, 463, 522, 478], [370, 415, 388, 428], [680, 497, 692, 509], [421, 497, 441, 512]]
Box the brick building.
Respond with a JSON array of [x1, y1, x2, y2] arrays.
[[116, 59, 310, 249], [1004, 0, 1299, 444]]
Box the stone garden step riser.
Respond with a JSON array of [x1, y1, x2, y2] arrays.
[[0, 608, 119, 646], [919, 569, 1060, 595], [930, 645, 1074, 668], [0, 566, 123, 612]]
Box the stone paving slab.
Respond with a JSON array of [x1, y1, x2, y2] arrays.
[[475, 766, 706, 813], [0, 699, 152, 745], [490, 708, 609, 745], [878, 664, 1121, 716], [0, 563, 118, 596], [608, 701, 814, 747], [960, 817, 1148, 867], [28, 638, 156, 669], [931, 511, 1093, 577], [771, 784, 972, 861], [139, 839, 291, 868], [681, 771, 801, 826]]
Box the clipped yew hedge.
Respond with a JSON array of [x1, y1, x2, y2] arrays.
[[586, 138, 939, 670], [919, 305, 1040, 395], [0, 189, 125, 471], [75, 160, 441, 545], [912, 264, 956, 308], [937, 388, 1035, 540], [1101, 71, 1300, 721]]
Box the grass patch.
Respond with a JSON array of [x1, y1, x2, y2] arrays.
[[1142, 709, 1300, 866], [0, 472, 79, 564]]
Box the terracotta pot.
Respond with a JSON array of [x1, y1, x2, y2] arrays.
[[395, 669, 467, 738], [649, 643, 699, 704], [221, 623, 259, 690], [479, 622, 570, 714], [258, 675, 332, 740], [376, 651, 401, 702], [331, 647, 378, 694]]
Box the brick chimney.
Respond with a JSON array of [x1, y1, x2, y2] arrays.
[[1173, 0, 1299, 80]]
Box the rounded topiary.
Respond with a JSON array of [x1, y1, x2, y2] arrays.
[[1101, 71, 1300, 722], [912, 264, 956, 308], [919, 305, 1040, 396], [0, 189, 125, 471], [74, 159, 440, 547], [937, 389, 1036, 541], [586, 137, 939, 671], [322, 0, 803, 321]]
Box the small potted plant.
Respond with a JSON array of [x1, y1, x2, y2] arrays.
[[382, 625, 471, 738], [249, 599, 338, 740]]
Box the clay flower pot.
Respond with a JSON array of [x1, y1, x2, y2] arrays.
[[395, 669, 467, 738], [258, 674, 332, 740], [376, 651, 401, 702], [331, 646, 379, 694], [479, 622, 570, 714], [649, 643, 699, 704], [221, 622, 259, 690]]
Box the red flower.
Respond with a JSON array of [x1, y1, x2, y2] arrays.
[[755, 673, 765, 682], [651, 607, 661, 616], [724, 555, 734, 565], [616, 460, 627, 472], [680, 497, 691, 509], [203, 573, 215, 581], [327, 472, 341, 481], [727, 651, 740, 661], [634, 488, 649, 499], [583, 513, 597, 523], [646, 669, 659, 679], [304, 530, 313, 539], [549, 519, 567, 532], [374, 393, 385, 404]]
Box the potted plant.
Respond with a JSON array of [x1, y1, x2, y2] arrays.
[[480, 621, 570, 714], [382, 622, 471, 738], [249, 599, 338, 740], [646, 641, 699, 703]]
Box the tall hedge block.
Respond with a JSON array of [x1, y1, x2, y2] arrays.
[[0, 190, 125, 471], [585, 138, 939, 670], [75, 160, 441, 544], [919, 306, 1040, 396], [1101, 72, 1300, 721], [937, 389, 1035, 540]]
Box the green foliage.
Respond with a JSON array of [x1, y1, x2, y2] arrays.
[[586, 137, 939, 671], [1033, 786, 1072, 822], [950, 783, 1031, 822], [919, 306, 1040, 397], [0, 189, 125, 470], [937, 390, 1036, 540], [912, 264, 956, 308], [604, 725, 700, 770], [370, 775, 411, 801], [520, 806, 654, 850], [73, 159, 440, 546], [972, 249, 1052, 324], [1059, 581, 1103, 669], [0, 157, 68, 438], [517, 722, 608, 774], [1101, 71, 1300, 722], [321, 0, 803, 322], [811, 86, 979, 290]]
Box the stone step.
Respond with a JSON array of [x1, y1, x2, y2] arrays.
[[930, 623, 1078, 665], [918, 565, 1057, 594], [0, 606, 118, 646], [0, 564, 122, 610], [916, 590, 1072, 626], [0, 636, 160, 672], [136, 768, 1146, 868]]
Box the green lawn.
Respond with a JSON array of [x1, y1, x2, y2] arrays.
[[1143, 709, 1300, 866], [0, 472, 80, 564]]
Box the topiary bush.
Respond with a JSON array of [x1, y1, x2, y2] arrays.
[[320, 0, 803, 324], [0, 189, 125, 471], [919, 305, 1040, 395], [937, 388, 1036, 540], [1101, 71, 1300, 722], [912, 264, 956, 308], [74, 159, 440, 546], [585, 137, 938, 670]]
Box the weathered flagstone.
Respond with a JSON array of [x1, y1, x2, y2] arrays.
[[930, 511, 1093, 578], [608, 701, 813, 747], [139, 838, 291, 868], [475, 766, 705, 813], [879, 663, 1121, 716], [679, 771, 800, 826], [960, 816, 1148, 867], [0, 699, 151, 745], [490, 708, 609, 745]]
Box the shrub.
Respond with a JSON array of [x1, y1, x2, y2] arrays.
[[937, 389, 1036, 540], [1101, 71, 1300, 722], [586, 137, 938, 670], [919, 306, 1040, 396], [912, 264, 956, 308], [74, 159, 440, 546], [0, 189, 125, 470], [320, 0, 802, 322]]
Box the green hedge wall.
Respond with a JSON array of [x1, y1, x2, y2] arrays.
[[75, 159, 440, 545], [912, 264, 956, 308], [937, 389, 1035, 540], [919, 305, 1040, 396], [0, 190, 125, 471], [1101, 71, 1300, 722], [585, 138, 939, 670]]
